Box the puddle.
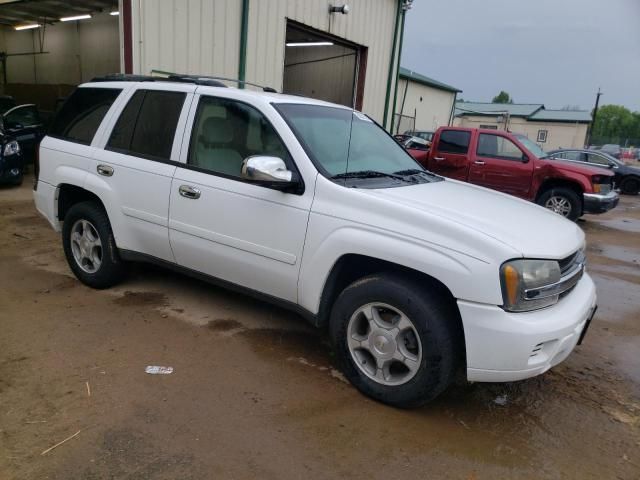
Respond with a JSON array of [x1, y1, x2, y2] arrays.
[[590, 244, 640, 265], [596, 218, 640, 234], [590, 273, 640, 321]]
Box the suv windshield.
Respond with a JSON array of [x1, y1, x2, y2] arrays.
[[515, 134, 548, 159], [275, 103, 438, 187]]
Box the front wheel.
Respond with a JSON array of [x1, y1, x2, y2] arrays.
[[620, 176, 639, 195], [62, 201, 125, 289], [329, 274, 462, 408], [537, 187, 581, 221]]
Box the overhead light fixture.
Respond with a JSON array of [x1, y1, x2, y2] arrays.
[[286, 41, 334, 47], [110, 11, 119, 16], [329, 4, 350, 14], [60, 14, 92, 22], [14, 24, 40, 30]]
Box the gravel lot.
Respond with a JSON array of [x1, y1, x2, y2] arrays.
[[1, 175, 639, 479]]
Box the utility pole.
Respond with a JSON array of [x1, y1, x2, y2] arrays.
[[586, 87, 602, 147]]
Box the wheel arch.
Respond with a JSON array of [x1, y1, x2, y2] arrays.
[[535, 178, 584, 202], [57, 183, 107, 221]]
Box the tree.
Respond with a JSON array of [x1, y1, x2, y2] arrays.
[[492, 91, 513, 104], [591, 104, 640, 143]]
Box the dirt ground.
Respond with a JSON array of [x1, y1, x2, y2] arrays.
[[1, 175, 638, 480]]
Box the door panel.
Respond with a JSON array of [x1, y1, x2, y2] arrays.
[[428, 129, 471, 180], [169, 170, 310, 302], [469, 133, 533, 198]]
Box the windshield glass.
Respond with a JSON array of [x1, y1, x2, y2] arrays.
[[515, 134, 548, 158], [275, 103, 436, 186]]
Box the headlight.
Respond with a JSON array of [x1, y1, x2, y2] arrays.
[[500, 259, 561, 312], [3, 140, 20, 157]]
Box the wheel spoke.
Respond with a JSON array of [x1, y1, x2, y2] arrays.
[[395, 314, 413, 332], [362, 304, 384, 329], [71, 231, 82, 245]]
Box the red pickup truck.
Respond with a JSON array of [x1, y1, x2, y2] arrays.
[[419, 127, 618, 221]]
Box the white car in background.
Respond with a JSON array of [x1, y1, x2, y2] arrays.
[[33, 75, 597, 407]]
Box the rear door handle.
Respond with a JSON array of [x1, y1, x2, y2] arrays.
[[97, 164, 114, 176], [474, 161, 486, 165], [433, 157, 445, 161], [179, 185, 201, 199]]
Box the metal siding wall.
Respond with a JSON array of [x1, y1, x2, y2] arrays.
[[133, 0, 241, 79], [133, 0, 398, 122]]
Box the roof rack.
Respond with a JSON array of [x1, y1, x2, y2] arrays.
[[151, 70, 279, 92], [90, 73, 228, 88]]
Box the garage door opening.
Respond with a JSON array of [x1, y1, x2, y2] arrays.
[[283, 21, 366, 110]]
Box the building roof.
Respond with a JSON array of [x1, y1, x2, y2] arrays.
[[529, 109, 592, 123], [399, 67, 462, 93], [455, 102, 543, 117], [455, 101, 591, 124]]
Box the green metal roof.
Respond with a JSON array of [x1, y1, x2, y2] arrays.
[[529, 109, 591, 123], [399, 67, 462, 93], [455, 102, 592, 124], [455, 102, 543, 117]]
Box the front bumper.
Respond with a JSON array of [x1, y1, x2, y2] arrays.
[[583, 191, 619, 214], [458, 273, 597, 382]]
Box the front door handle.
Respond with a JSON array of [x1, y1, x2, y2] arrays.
[[179, 185, 201, 199], [474, 161, 486, 165], [97, 164, 114, 177], [433, 156, 445, 161]]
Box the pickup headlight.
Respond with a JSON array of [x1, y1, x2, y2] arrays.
[[3, 140, 20, 157], [500, 259, 561, 312]]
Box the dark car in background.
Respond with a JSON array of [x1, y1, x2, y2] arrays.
[[549, 149, 640, 195], [600, 144, 622, 159], [0, 104, 46, 164], [0, 95, 17, 114], [0, 130, 24, 185]]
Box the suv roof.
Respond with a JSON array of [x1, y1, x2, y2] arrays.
[[87, 74, 352, 110]]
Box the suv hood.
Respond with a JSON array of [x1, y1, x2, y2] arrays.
[[365, 179, 584, 260]]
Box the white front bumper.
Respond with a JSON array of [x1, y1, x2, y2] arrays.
[[459, 273, 597, 382]]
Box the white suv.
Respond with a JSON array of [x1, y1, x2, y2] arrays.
[[33, 76, 597, 407]]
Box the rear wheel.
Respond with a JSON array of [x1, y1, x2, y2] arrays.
[[537, 187, 581, 221], [620, 176, 639, 195], [330, 273, 461, 408], [62, 201, 125, 289]]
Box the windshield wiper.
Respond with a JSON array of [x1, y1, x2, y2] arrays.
[[394, 168, 440, 179], [332, 170, 413, 182]]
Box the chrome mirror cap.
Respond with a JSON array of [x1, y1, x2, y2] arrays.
[[241, 156, 293, 183]]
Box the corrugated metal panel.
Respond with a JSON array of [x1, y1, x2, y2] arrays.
[[245, 0, 398, 122], [132, 0, 398, 122], [133, 0, 241, 79]]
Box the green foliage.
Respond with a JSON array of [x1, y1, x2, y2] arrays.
[[592, 105, 640, 144], [492, 91, 513, 104]]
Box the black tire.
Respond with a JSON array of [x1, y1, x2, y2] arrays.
[[11, 172, 24, 186], [620, 176, 640, 195], [536, 187, 581, 221], [329, 273, 462, 408], [62, 201, 125, 289]]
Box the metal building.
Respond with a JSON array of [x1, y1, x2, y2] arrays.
[[123, 0, 409, 126]]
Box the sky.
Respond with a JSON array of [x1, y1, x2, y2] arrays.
[[401, 0, 640, 111]]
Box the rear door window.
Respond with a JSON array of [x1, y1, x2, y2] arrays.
[[438, 130, 471, 154], [107, 90, 186, 161], [48, 87, 121, 145], [586, 153, 610, 166]]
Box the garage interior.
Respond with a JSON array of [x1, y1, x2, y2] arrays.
[[0, 0, 119, 113], [283, 21, 366, 109]]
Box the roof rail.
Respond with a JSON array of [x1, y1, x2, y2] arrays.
[[150, 70, 278, 92], [90, 73, 228, 88]]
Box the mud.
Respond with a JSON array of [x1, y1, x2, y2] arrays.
[[0, 177, 639, 479]]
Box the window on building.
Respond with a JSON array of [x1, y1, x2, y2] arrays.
[[438, 130, 471, 154], [49, 88, 121, 145], [107, 90, 186, 160], [477, 134, 524, 160], [188, 96, 291, 178], [537, 129, 548, 143]]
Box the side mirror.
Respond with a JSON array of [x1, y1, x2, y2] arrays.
[[241, 156, 301, 192], [607, 163, 616, 169], [522, 154, 529, 163]]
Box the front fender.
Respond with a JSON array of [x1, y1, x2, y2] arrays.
[[298, 222, 503, 315]]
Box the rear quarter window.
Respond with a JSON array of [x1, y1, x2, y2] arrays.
[[438, 130, 471, 154], [48, 87, 121, 145]]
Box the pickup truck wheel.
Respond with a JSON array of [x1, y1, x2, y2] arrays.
[[62, 201, 125, 289], [620, 176, 639, 195], [330, 274, 460, 408], [537, 188, 581, 221]]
